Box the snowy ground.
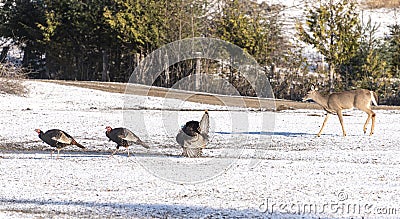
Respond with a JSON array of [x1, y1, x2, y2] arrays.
[[0, 80, 400, 218]]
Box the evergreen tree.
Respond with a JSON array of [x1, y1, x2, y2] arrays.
[[0, 0, 45, 71], [211, 0, 285, 66], [38, 0, 118, 80], [387, 24, 400, 78], [344, 17, 389, 91], [104, 0, 167, 54], [296, 0, 361, 92], [0, 0, 289, 88]]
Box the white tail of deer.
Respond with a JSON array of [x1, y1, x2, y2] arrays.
[[302, 86, 378, 137]]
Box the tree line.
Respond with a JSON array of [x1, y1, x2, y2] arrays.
[[0, 0, 399, 104]]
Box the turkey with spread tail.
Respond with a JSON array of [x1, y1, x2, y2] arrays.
[[105, 126, 149, 157], [34, 129, 85, 158], [176, 110, 209, 158]]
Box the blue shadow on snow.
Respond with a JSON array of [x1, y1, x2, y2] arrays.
[[215, 131, 311, 137]]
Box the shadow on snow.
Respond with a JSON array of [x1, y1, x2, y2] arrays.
[[215, 131, 312, 137], [0, 197, 325, 219]]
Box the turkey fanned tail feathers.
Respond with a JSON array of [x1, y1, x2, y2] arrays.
[[176, 110, 209, 158]]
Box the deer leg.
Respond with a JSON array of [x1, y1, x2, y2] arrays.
[[337, 110, 346, 136], [317, 113, 330, 137], [370, 111, 376, 136], [363, 113, 372, 134], [362, 109, 376, 136]]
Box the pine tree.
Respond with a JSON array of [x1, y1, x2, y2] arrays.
[[346, 17, 389, 90], [387, 24, 400, 78], [296, 0, 361, 92], [38, 0, 118, 80], [211, 0, 285, 66], [0, 0, 46, 71]]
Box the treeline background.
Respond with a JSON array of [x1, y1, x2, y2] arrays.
[[0, 0, 399, 104]]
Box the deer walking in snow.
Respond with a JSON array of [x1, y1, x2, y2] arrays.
[[302, 86, 378, 137]]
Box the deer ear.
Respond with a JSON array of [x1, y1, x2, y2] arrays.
[[310, 84, 315, 90]]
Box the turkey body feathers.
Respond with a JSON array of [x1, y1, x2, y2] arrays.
[[176, 110, 209, 158], [36, 129, 85, 149], [106, 127, 149, 149], [182, 121, 200, 136]]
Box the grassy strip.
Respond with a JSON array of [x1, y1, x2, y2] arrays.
[[363, 0, 400, 9]]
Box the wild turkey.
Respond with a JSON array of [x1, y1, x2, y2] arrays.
[[105, 126, 149, 157], [34, 129, 85, 158], [176, 110, 209, 158]]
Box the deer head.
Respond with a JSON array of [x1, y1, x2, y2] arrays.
[[302, 85, 318, 102]]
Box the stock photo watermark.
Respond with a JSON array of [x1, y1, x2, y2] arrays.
[[259, 191, 399, 217]]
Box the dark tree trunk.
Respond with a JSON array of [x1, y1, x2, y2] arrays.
[[22, 46, 32, 68], [329, 64, 335, 93], [0, 46, 9, 62], [101, 50, 110, 81]]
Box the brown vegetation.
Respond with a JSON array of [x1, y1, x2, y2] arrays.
[[0, 62, 28, 96], [362, 0, 400, 9], [43, 79, 398, 110]]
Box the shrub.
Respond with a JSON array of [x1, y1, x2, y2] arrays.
[[0, 62, 28, 96]]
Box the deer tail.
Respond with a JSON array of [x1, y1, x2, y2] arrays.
[[370, 91, 378, 106]]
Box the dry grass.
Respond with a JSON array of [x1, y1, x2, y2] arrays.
[[45, 79, 400, 110], [0, 78, 28, 96], [362, 0, 400, 9], [0, 62, 29, 96]]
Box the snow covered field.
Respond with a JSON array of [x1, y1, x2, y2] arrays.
[[0, 80, 400, 218]]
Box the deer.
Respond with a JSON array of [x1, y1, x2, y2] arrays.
[[302, 85, 378, 137]]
